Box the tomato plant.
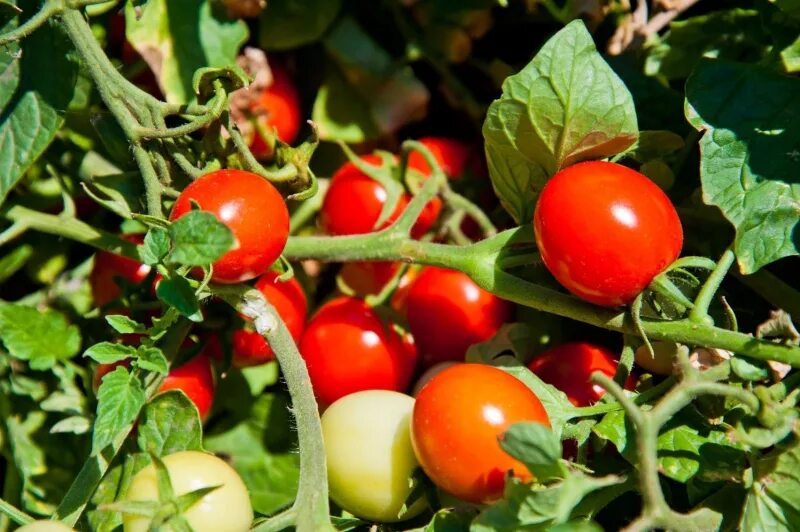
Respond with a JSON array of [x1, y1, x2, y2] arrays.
[[298, 297, 417, 406], [405, 267, 513, 367], [123, 451, 253, 532], [248, 61, 302, 159], [321, 390, 426, 522], [407, 136, 470, 179], [89, 234, 151, 308], [231, 271, 307, 367], [16, 522, 76, 532], [533, 161, 683, 307], [411, 364, 550, 503], [528, 342, 634, 407], [170, 169, 289, 283]]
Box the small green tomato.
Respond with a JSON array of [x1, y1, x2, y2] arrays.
[[123, 451, 253, 532], [16, 522, 76, 532], [322, 390, 426, 522], [635, 341, 678, 375]]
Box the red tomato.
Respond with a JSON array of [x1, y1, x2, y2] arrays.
[[169, 169, 289, 284], [249, 62, 302, 158], [337, 263, 418, 315], [298, 297, 417, 407], [528, 342, 634, 407], [159, 353, 215, 421], [319, 155, 439, 239], [533, 161, 683, 307], [407, 137, 470, 178], [94, 351, 215, 421], [411, 364, 550, 503], [90, 234, 151, 308], [405, 267, 513, 367], [231, 271, 308, 367]]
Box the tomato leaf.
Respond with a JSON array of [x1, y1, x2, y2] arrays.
[[259, 0, 342, 50], [105, 314, 147, 335], [93, 366, 145, 454], [137, 391, 203, 456], [0, 0, 79, 207], [134, 346, 169, 375], [0, 303, 81, 370], [644, 9, 766, 80], [500, 422, 565, 481], [482, 20, 637, 224], [741, 438, 800, 531], [140, 228, 171, 266], [83, 342, 137, 364], [167, 211, 234, 267], [686, 59, 800, 274], [155, 275, 202, 322], [124, 0, 248, 104]]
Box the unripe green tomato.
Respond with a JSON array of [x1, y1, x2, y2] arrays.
[[123, 451, 253, 532], [634, 341, 678, 375], [16, 522, 76, 532], [322, 390, 427, 522]]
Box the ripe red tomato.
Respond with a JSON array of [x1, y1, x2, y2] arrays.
[[319, 155, 439, 239], [337, 262, 418, 313], [411, 364, 550, 503], [407, 137, 470, 178], [231, 271, 307, 367], [533, 161, 683, 307], [249, 62, 301, 158], [170, 169, 289, 284], [90, 234, 151, 308], [298, 297, 418, 407], [405, 267, 513, 367], [94, 350, 216, 421], [528, 342, 634, 407]]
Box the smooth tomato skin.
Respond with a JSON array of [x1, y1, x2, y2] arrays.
[[123, 451, 253, 532], [158, 353, 215, 421], [16, 521, 76, 532], [90, 234, 151, 308], [249, 62, 301, 158], [337, 263, 418, 315], [528, 342, 634, 407], [170, 170, 289, 284], [231, 271, 307, 367], [533, 161, 683, 307], [405, 267, 513, 367], [298, 297, 417, 407], [411, 364, 550, 503], [407, 137, 470, 178], [319, 155, 436, 239], [322, 390, 426, 522]]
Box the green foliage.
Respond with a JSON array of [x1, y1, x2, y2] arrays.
[[483, 20, 638, 224], [93, 366, 145, 454], [742, 438, 800, 530], [259, 0, 342, 50], [0, 303, 81, 370], [137, 391, 204, 456]]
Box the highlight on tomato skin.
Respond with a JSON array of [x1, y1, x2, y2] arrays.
[[298, 296, 418, 407], [410, 363, 550, 504], [533, 160, 683, 307], [169, 169, 290, 284], [528, 342, 635, 407], [231, 271, 308, 367], [404, 267, 513, 368]]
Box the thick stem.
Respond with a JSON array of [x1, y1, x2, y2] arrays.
[[213, 285, 334, 532], [689, 248, 735, 324]]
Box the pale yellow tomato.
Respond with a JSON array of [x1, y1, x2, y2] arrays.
[[123, 451, 253, 532], [322, 390, 426, 522]]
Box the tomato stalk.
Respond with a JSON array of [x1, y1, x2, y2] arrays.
[[0, 496, 34, 526], [688, 247, 736, 324]]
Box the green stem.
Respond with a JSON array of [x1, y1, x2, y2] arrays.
[[442, 188, 497, 238], [213, 285, 334, 532], [0, 0, 61, 46], [0, 497, 33, 526], [689, 248, 735, 324]]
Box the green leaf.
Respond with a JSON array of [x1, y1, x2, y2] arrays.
[[137, 391, 203, 456], [644, 9, 767, 80], [155, 275, 202, 322], [259, 0, 342, 50], [93, 366, 145, 454], [0, 244, 33, 283], [125, 0, 249, 104], [168, 210, 235, 266], [501, 422, 565, 481], [472, 473, 624, 531], [0, 2, 79, 206], [686, 59, 800, 273], [742, 438, 800, 531], [0, 303, 81, 370], [312, 64, 379, 143], [466, 323, 539, 364], [204, 391, 299, 515], [139, 228, 171, 266], [617, 130, 685, 163], [315, 16, 429, 141], [83, 342, 137, 364], [135, 346, 169, 374], [408, 509, 476, 532], [730, 356, 770, 381], [105, 314, 146, 335], [482, 20, 637, 224]]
